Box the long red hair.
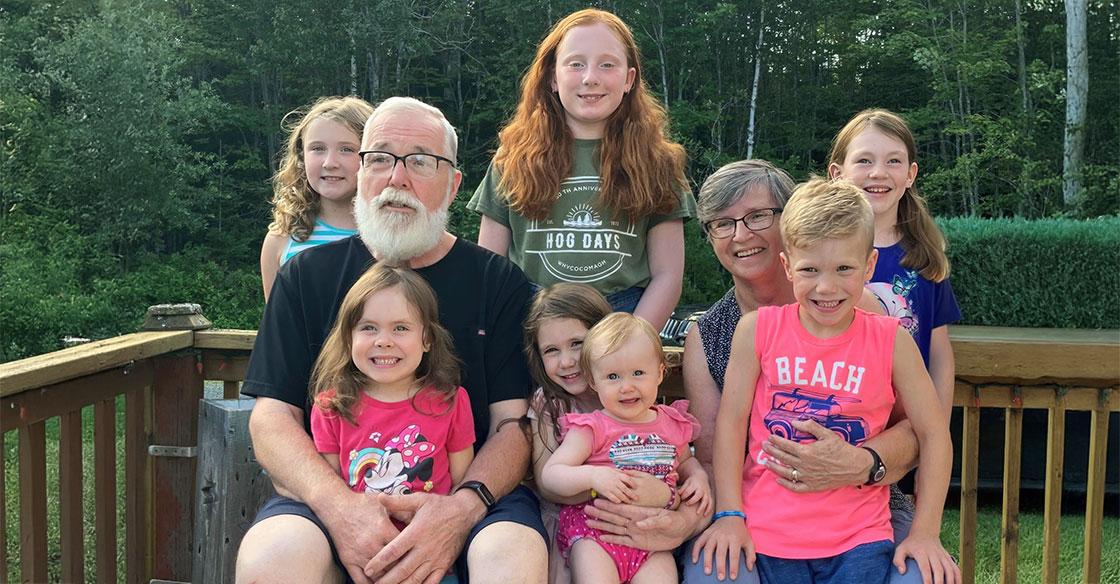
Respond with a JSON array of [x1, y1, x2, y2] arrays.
[[493, 9, 687, 221]]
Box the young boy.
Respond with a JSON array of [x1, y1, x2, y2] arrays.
[[694, 178, 959, 584]]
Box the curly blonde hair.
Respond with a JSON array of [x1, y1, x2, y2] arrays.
[[268, 96, 374, 241], [493, 9, 688, 221]]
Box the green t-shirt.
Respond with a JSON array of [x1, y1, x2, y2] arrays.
[[468, 139, 695, 295]]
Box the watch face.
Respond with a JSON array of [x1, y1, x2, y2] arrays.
[[873, 467, 886, 482]]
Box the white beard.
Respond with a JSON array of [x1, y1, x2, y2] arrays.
[[354, 187, 449, 264]]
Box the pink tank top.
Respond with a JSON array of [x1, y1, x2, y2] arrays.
[[743, 303, 898, 558]]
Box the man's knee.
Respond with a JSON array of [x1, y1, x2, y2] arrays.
[[236, 515, 341, 584], [467, 521, 547, 584]]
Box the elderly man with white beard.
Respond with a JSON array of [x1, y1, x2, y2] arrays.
[[236, 97, 547, 584]]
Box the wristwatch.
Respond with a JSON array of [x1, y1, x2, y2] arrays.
[[456, 480, 496, 509], [862, 447, 886, 485]]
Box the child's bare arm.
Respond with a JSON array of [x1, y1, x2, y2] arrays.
[[692, 312, 762, 580], [322, 452, 342, 475], [892, 328, 959, 583], [530, 416, 591, 504], [448, 447, 475, 486], [676, 454, 713, 515], [540, 426, 636, 503], [711, 312, 760, 515], [928, 325, 956, 415]]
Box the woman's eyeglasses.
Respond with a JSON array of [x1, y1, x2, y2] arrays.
[[702, 208, 782, 239]]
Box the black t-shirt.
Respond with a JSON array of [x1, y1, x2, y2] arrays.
[[242, 235, 534, 446]]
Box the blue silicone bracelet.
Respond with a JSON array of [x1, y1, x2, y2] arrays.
[[712, 510, 746, 521]]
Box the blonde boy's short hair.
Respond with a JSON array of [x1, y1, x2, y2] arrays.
[[579, 312, 666, 381], [780, 178, 874, 253]]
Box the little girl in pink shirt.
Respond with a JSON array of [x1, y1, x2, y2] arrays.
[[309, 263, 474, 552], [541, 312, 711, 583]]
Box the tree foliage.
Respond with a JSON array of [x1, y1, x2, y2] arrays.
[[1, 0, 1116, 359]]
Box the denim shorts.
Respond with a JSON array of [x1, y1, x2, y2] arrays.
[[755, 539, 894, 584], [606, 286, 645, 313], [252, 485, 545, 584]]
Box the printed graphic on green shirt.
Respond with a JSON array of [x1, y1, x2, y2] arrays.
[[527, 174, 637, 284]]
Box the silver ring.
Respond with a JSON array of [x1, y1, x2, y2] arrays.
[[791, 469, 800, 482]]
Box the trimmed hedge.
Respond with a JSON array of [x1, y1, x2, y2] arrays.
[[677, 216, 1119, 330], [2, 211, 1117, 362], [942, 216, 1120, 329]]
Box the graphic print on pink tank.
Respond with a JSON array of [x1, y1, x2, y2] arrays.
[[554, 402, 699, 577], [744, 303, 899, 559]]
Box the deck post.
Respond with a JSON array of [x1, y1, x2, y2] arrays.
[[146, 304, 209, 582], [193, 398, 273, 583]]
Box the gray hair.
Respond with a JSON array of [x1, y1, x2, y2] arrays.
[[366, 97, 459, 163], [696, 159, 796, 223]]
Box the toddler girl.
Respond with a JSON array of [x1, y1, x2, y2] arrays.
[[309, 263, 474, 567], [541, 312, 711, 583]]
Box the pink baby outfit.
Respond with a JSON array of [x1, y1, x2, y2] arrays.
[[744, 304, 898, 558], [556, 401, 699, 582], [311, 386, 475, 497]]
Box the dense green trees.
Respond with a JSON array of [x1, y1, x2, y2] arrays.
[[1, 0, 1116, 360]]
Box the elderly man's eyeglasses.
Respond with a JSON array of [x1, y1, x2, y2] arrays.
[[702, 208, 783, 239], [358, 150, 456, 179]]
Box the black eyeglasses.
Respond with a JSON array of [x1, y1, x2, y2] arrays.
[[702, 208, 783, 239], [358, 150, 456, 179]]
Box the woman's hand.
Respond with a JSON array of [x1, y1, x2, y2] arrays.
[[583, 498, 704, 552], [893, 532, 961, 584], [760, 418, 871, 492], [691, 516, 756, 581]]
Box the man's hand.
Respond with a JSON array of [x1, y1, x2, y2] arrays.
[[583, 498, 703, 552], [317, 490, 401, 584], [761, 418, 870, 492], [364, 491, 484, 584]]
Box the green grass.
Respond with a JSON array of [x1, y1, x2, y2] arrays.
[[4, 406, 1118, 583], [939, 507, 1120, 583], [4, 398, 127, 583]]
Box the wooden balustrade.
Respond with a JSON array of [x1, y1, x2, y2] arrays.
[[1, 324, 1117, 583]]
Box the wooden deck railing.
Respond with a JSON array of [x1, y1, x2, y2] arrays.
[[1, 324, 1117, 583]]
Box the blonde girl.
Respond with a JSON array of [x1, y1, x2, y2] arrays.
[[469, 9, 694, 332], [827, 109, 960, 419], [541, 313, 710, 584], [260, 96, 374, 299], [309, 263, 474, 540]]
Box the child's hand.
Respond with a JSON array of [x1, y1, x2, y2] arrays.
[[893, 532, 961, 584], [590, 467, 637, 504], [691, 516, 755, 581], [678, 473, 713, 516]]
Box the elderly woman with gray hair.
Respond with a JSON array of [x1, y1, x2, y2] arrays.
[[681, 160, 932, 584]]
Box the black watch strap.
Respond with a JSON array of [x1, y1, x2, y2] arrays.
[[456, 480, 495, 509], [862, 447, 886, 485]]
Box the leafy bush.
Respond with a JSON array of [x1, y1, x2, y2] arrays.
[[1, 211, 261, 361]]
